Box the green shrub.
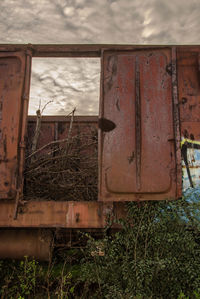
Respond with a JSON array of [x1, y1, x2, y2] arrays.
[[80, 196, 200, 298], [0, 256, 41, 298], [0, 256, 77, 298]]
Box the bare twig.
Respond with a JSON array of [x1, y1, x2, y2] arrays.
[[64, 107, 76, 153], [24, 116, 98, 201], [30, 99, 54, 163], [67, 108, 76, 140], [41, 100, 54, 114], [31, 109, 42, 159]]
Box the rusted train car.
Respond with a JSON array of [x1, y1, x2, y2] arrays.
[[0, 44, 199, 260]]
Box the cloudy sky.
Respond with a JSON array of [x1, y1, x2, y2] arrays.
[[1, 0, 200, 115]]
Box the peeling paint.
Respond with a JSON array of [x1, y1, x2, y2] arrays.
[[181, 138, 200, 190]]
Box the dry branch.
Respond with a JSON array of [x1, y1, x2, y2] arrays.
[[31, 109, 42, 161], [24, 110, 98, 201], [30, 100, 53, 163]]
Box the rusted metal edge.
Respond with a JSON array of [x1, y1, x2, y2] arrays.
[[98, 49, 106, 200], [14, 51, 32, 219], [27, 115, 98, 122], [0, 44, 182, 57], [171, 47, 182, 198], [135, 56, 141, 191], [0, 201, 128, 228]]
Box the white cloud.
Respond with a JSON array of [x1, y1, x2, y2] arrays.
[[1, 0, 200, 114], [29, 58, 100, 115]]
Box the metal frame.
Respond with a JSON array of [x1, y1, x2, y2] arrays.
[[0, 44, 198, 57], [0, 44, 186, 228]]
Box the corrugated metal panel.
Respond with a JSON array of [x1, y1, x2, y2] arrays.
[[99, 49, 179, 201]]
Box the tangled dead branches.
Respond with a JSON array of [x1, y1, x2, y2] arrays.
[[24, 110, 98, 201]]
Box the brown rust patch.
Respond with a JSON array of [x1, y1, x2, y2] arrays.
[[166, 62, 173, 76], [3, 135, 7, 160], [75, 212, 80, 223], [116, 97, 120, 111], [127, 151, 135, 164], [104, 55, 118, 94], [181, 97, 187, 104]]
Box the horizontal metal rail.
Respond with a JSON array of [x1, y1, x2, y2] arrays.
[[0, 44, 191, 57], [0, 201, 126, 228]]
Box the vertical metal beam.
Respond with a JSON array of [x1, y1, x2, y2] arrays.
[[14, 50, 32, 219], [172, 47, 182, 197], [135, 56, 141, 191]]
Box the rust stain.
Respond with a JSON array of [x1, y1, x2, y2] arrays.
[[105, 55, 118, 93], [127, 151, 135, 164], [3, 134, 7, 160], [75, 212, 80, 223], [166, 62, 173, 76], [181, 97, 187, 104], [116, 97, 120, 111]]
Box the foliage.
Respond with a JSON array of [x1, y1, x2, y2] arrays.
[[80, 193, 200, 298], [0, 257, 40, 298], [0, 255, 77, 298]]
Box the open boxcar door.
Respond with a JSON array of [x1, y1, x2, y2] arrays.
[[99, 48, 181, 201], [0, 51, 31, 199]]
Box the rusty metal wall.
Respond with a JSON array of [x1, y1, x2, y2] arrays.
[[1, 45, 200, 232], [27, 116, 98, 149]]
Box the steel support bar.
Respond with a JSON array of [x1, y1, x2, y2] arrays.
[[0, 201, 126, 228], [0, 44, 176, 57]]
